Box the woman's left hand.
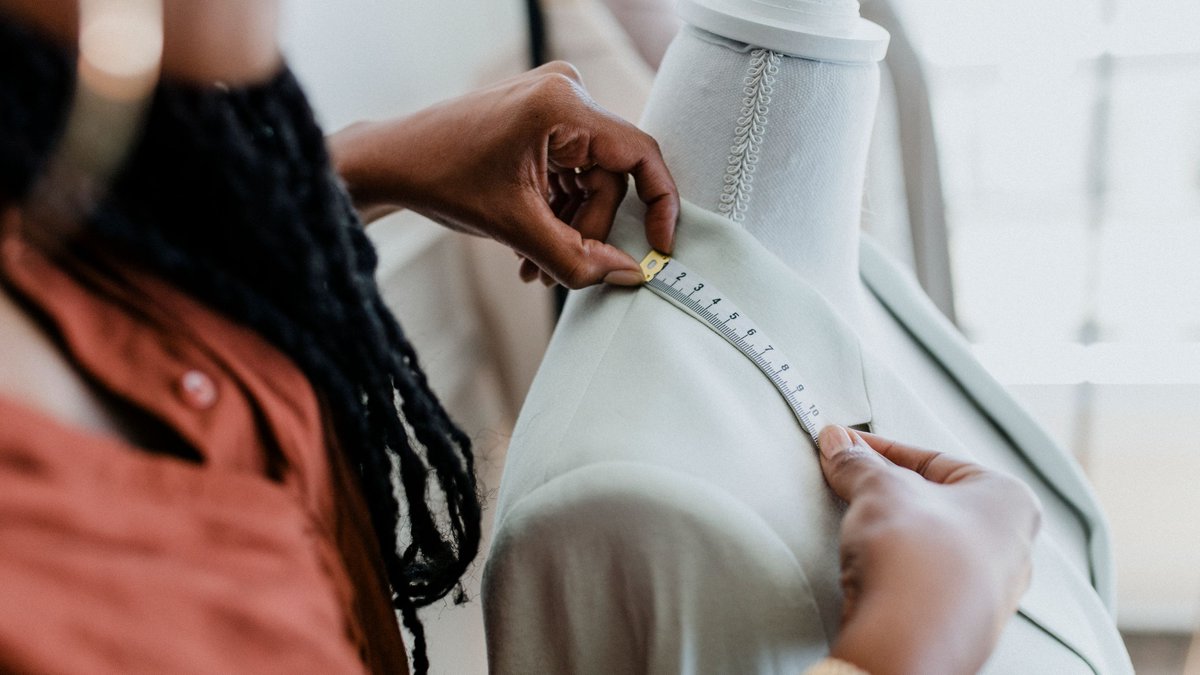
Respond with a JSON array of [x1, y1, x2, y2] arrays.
[[816, 426, 1042, 675], [328, 61, 679, 289]]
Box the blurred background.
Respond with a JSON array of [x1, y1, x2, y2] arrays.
[[280, 1, 1200, 672]]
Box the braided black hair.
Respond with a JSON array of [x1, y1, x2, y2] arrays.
[[0, 19, 481, 674]]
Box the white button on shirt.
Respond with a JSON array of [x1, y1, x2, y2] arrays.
[[179, 369, 218, 410]]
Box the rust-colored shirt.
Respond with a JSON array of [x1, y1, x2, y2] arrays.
[[0, 221, 409, 674]]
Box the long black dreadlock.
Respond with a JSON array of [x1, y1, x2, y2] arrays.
[[0, 18, 481, 673]]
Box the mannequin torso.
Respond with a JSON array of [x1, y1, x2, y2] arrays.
[[640, 25, 1090, 578], [484, 11, 1131, 674]]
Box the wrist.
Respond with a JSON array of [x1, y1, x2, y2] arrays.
[[831, 613, 935, 675], [327, 120, 409, 223], [329, 111, 482, 228], [830, 590, 994, 675]]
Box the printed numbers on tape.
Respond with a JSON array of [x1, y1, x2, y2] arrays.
[[639, 251, 823, 445]]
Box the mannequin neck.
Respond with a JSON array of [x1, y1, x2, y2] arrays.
[[640, 27, 879, 317]]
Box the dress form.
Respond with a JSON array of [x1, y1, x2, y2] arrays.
[[641, 26, 876, 321], [483, 5, 1125, 667], [638, 10, 1092, 578]]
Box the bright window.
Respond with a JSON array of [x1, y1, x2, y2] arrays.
[[897, 0, 1200, 636]]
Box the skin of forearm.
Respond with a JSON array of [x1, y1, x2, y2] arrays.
[[326, 121, 411, 225], [327, 105, 493, 229], [325, 102, 483, 230]]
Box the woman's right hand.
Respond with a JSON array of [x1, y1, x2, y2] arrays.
[[816, 426, 1042, 675], [328, 62, 678, 290]]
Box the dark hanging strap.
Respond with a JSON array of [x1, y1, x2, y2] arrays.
[[525, 0, 548, 68], [523, 0, 571, 315]]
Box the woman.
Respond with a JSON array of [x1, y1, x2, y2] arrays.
[[0, 1, 1038, 673]]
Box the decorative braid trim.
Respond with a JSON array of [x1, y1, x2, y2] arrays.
[[718, 48, 780, 222]]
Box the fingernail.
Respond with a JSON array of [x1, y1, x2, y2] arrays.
[[818, 425, 852, 460], [604, 269, 645, 287]]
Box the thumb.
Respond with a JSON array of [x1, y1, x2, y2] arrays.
[[817, 425, 895, 503], [855, 431, 984, 486], [521, 206, 643, 289]]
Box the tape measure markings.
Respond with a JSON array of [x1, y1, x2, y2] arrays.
[[639, 250, 823, 445]]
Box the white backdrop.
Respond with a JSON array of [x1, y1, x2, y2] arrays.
[[282, 0, 526, 131]]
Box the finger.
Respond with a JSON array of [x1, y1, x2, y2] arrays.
[[547, 180, 568, 220], [816, 425, 895, 503], [532, 60, 583, 85], [571, 169, 628, 243], [520, 202, 643, 289], [554, 171, 584, 224], [582, 118, 678, 253], [518, 258, 540, 283], [855, 430, 984, 485]]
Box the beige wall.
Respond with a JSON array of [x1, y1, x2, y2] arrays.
[[282, 0, 527, 129]]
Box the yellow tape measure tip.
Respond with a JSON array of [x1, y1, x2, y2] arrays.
[[639, 250, 672, 283]]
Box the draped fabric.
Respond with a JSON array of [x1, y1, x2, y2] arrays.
[[484, 196, 1133, 674]]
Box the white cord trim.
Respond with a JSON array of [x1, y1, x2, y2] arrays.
[[718, 48, 780, 222]]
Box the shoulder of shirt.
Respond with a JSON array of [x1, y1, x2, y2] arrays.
[[482, 461, 833, 672], [484, 460, 814, 613]]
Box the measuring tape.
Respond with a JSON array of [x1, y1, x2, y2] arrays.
[[639, 250, 824, 445]]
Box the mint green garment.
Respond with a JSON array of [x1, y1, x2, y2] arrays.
[[484, 198, 1132, 674]]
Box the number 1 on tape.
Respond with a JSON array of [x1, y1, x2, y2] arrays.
[[639, 250, 824, 445]]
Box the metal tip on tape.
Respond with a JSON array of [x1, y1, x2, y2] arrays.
[[639, 250, 671, 283]]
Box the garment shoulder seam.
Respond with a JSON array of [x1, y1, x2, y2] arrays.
[[534, 289, 643, 490]]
